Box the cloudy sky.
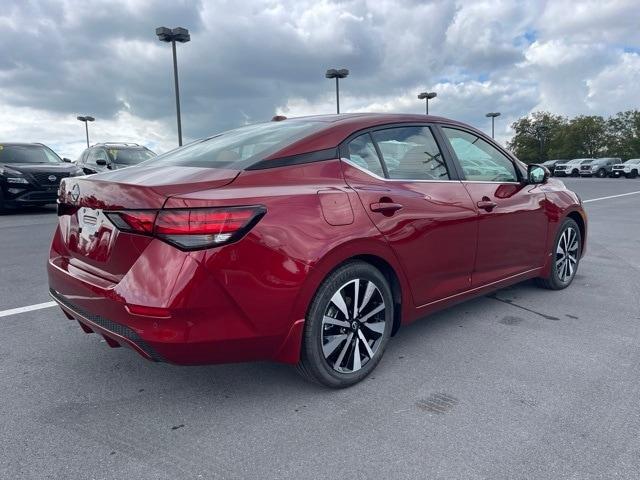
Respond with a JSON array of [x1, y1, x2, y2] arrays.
[[1, 0, 639, 159]]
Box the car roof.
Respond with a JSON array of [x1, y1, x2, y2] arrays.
[[264, 113, 482, 160]]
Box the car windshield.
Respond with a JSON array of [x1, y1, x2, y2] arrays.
[[107, 148, 156, 165], [0, 144, 62, 164], [144, 120, 324, 169]]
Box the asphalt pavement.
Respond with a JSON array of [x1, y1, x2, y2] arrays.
[[1, 177, 639, 479]]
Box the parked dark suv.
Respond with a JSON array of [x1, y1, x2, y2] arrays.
[[76, 143, 156, 175], [0, 142, 83, 212], [579, 158, 620, 177]]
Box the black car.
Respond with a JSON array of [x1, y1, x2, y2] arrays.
[[541, 159, 568, 176], [0, 143, 83, 213], [76, 143, 156, 175]]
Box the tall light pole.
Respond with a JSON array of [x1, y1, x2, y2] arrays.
[[418, 92, 437, 115], [325, 68, 349, 114], [76, 116, 95, 148], [156, 26, 190, 146], [486, 112, 501, 139]]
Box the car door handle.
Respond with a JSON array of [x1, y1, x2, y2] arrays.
[[476, 199, 497, 211], [370, 202, 403, 213]]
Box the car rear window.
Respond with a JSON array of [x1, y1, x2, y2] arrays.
[[145, 120, 324, 169]]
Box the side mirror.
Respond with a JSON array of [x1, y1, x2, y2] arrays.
[[63, 157, 72, 163], [527, 164, 549, 184], [96, 159, 108, 166]]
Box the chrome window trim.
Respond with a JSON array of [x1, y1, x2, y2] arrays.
[[340, 157, 459, 184]]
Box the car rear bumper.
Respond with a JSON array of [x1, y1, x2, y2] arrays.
[[47, 227, 305, 365], [49, 288, 164, 361]]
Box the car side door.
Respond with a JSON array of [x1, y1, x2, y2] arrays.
[[340, 124, 478, 307], [440, 126, 549, 287]]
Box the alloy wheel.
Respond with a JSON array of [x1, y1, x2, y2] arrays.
[[321, 278, 386, 373], [555, 226, 579, 282]]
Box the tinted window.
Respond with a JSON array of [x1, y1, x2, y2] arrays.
[[346, 133, 385, 177], [0, 144, 62, 164], [146, 120, 323, 169], [86, 148, 103, 165], [372, 126, 449, 180], [443, 128, 518, 182], [107, 148, 155, 165]]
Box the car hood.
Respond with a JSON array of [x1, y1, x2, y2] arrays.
[[0, 162, 79, 174]]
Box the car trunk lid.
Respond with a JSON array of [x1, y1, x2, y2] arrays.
[[56, 166, 240, 280]]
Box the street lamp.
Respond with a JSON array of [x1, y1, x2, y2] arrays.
[[325, 68, 349, 114], [417, 92, 437, 115], [76, 116, 95, 148], [156, 26, 191, 146], [486, 112, 501, 139]]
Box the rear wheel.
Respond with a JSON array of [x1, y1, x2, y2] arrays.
[[536, 218, 581, 290], [571, 169, 579, 177], [297, 261, 393, 388]]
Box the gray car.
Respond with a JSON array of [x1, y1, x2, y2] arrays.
[[579, 157, 621, 178], [76, 143, 156, 175]]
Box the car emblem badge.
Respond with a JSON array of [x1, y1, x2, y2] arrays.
[[70, 183, 80, 203], [48, 174, 57, 182]]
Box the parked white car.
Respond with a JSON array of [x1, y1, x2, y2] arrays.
[[620, 158, 640, 178], [554, 158, 594, 177]]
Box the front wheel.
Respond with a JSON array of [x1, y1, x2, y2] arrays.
[[596, 169, 607, 178], [626, 170, 638, 179], [536, 218, 581, 290], [297, 261, 394, 388]]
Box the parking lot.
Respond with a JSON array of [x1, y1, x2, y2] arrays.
[[1, 177, 639, 479]]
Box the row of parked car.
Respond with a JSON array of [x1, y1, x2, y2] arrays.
[[0, 142, 155, 212], [541, 158, 640, 178]]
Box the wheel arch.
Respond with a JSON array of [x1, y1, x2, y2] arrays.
[[274, 238, 412, 364], [566, 210, 586, 254]]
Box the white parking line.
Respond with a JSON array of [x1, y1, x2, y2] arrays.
[[0, 301, 57, 318], [583, 191, 640, 203]]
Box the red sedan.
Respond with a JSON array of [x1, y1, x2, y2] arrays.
[[48, 113, 587, 387]]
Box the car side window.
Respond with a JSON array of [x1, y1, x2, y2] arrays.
[[95, 149, 109, 163], [371, 126, 449, 180], [442, 127, 518, 182], [85, 149, 97, 165], [346, 133, 385, 177]]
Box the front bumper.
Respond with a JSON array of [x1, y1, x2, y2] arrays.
[[2, 184, 59, 206]]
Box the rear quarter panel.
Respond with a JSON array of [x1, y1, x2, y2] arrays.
[[165, 159, 415, 363]]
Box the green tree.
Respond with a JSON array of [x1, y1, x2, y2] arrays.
[[507, 112, 567, 163], [558, 115, 608, 158], [606, 110, 640, 159]]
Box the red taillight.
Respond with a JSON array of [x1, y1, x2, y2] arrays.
[[105, 210, 156, 234], [106, 206, 265, 251]]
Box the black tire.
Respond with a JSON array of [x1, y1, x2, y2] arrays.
[[0, 189, 8, 215], [536, 218, 582, 290], [596, 169, 606, 178], [571, 169, 579, 177], [297, 260, 394, 388], [626, 170, 638, 179]]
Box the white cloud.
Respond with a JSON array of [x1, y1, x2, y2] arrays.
[[0, 0, 639, 155], [0, 105, 177, 159]]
